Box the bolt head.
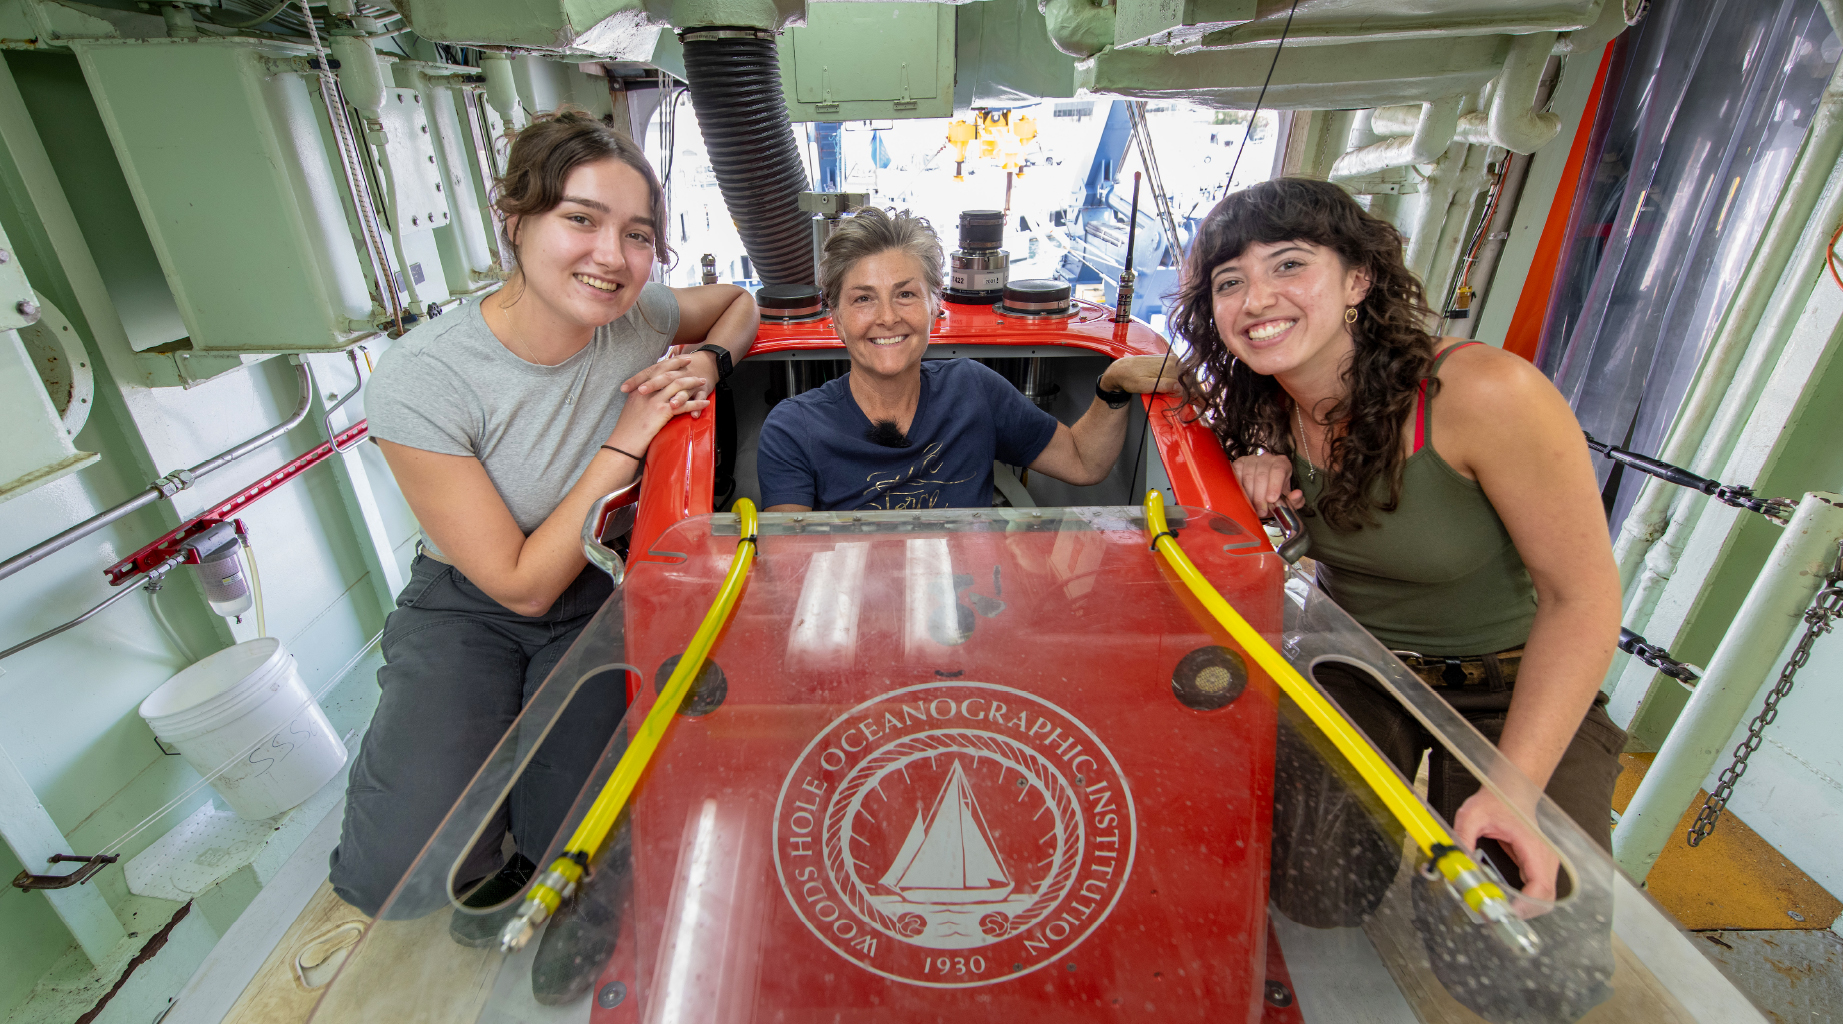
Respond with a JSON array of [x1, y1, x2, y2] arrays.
[[16, 299, 38, 320], [597, 981, 627, 1008], [0, 249, 10, 263]]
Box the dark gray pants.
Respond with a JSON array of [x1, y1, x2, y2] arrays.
[[1271, 661, 1626, 1023], [329, 555, 622, 916]]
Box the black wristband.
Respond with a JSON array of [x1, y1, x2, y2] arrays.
[[1096, 380, 1132, 409], [694, 343, 733, 382], [601, 444, 645, 465]]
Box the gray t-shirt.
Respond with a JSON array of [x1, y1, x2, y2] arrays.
[[366, 284, 680, 557]]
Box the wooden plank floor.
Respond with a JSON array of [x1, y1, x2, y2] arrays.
[[219, 882, 368, 1024]]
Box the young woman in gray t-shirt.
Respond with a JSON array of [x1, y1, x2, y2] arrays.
[[330, 110, 756, 975]]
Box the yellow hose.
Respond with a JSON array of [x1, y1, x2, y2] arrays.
[[500, 499, 760, 950], [1142, 492, 1527, 933]]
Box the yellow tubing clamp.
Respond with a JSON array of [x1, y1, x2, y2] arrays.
[[1143, 492, 1540, 955], [500, 500, 761, 952]]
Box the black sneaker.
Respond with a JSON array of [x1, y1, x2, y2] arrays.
[[448, 853, 537, 949], [530, 818, 632, 1005]]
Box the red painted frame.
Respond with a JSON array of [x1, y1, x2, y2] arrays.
[[626, 299, 1267, 564], [105, 420, 371, 585]]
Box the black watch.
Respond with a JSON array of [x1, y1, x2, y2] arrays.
[[1096, 379, 1132, 409], [694, 343, 734, 382]]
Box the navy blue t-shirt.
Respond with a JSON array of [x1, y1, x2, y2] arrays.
[[757, 359, 1059, 511]]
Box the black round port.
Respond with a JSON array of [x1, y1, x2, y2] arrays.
[[1171, 645, 1247, 710], [654, 655, 728, 716]]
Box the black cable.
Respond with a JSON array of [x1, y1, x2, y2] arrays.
[[1127, 0, 1299, 500]]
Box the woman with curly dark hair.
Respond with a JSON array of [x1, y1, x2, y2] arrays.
[[1176, 178, 1624, 1019]]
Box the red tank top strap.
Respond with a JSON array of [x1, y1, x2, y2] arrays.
[[1411, 341, 1485, 454]]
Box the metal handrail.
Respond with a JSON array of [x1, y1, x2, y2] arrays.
[[322, 349, 366, 452], [580, 478, 643, 585], [1269, 502, 1311, 564], [0, 361, 315, 584]]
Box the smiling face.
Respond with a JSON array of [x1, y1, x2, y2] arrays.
[[502, 157, 658, 332], [833, 249, 937, 383], [1209, 239, 1371, 382]]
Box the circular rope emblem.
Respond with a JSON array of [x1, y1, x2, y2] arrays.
[[774, 683, 1136, 988]]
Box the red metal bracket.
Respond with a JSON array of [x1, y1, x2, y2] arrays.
[[106, 420, 369, 585]]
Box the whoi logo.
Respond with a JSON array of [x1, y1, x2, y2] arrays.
[[773, 682, 1136, 987]]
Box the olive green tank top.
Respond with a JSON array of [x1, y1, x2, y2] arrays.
[[1288, 343, 1536, 656]]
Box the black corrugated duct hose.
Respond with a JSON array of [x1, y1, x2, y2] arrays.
[[680, 29, 814, 286]]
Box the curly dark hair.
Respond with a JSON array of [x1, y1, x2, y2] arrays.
[[1169, 177, 1439, 531]]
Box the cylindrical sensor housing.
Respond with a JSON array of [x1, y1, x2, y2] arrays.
[[756, 283, 826, 322], [946, 210, 1009, 305], [997, 279, 1074, 319]]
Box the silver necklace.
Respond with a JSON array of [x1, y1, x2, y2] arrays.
[[1293, 402, 1318, 483]]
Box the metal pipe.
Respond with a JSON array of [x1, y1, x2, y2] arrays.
[[1422, 143, 1491, 311], [0, 362, 314, 583], [1330, 96, 1460, 179], [1487, 33, 1562, 154], [322, 349, 366, 452], [1403, 142, 1465, 281], [479, 53, 519, 126], [1609, 57, 1843, 648], [0, 552, 188, 662], [1612, 493, 1843, 880], [1373, 103, 1498, 146]]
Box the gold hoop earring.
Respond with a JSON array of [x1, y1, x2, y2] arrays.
[[1344, 307, 1359, 324]]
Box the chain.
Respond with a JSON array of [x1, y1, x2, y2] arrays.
[[1710, 484, 1800, 523], [1688, 539, 1843, 847], [1618, 628, 1700, 682]]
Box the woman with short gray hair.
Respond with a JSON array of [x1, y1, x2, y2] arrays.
[[757, 206, 1178, 512], [818, 206, 947, 311]]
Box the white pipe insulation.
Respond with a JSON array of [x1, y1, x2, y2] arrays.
[[1332, 30, 1560, 180], [1488, 31, 1562, 154], [1329, 95, 1460, 179]]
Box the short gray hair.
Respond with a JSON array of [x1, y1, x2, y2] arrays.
[[819, 207, 945, 312]]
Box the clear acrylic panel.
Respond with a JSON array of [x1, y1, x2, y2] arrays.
[[311, 508, 1763, 1024]]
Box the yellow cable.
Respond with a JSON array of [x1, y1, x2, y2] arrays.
[[500, 499, 760, 950], [1142, 492, 1515, 916]]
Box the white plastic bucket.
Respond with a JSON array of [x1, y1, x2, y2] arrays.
[[139, 638, 348, 821]]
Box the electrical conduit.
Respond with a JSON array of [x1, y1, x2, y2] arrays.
[[0, 362, 315, 584]]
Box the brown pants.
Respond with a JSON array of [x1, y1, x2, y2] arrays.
[[1270, 659, 1626, 1024]]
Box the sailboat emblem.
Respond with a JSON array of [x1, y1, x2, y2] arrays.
[[775, 682, 1138, 988], [879, 761, 1015, 904]]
